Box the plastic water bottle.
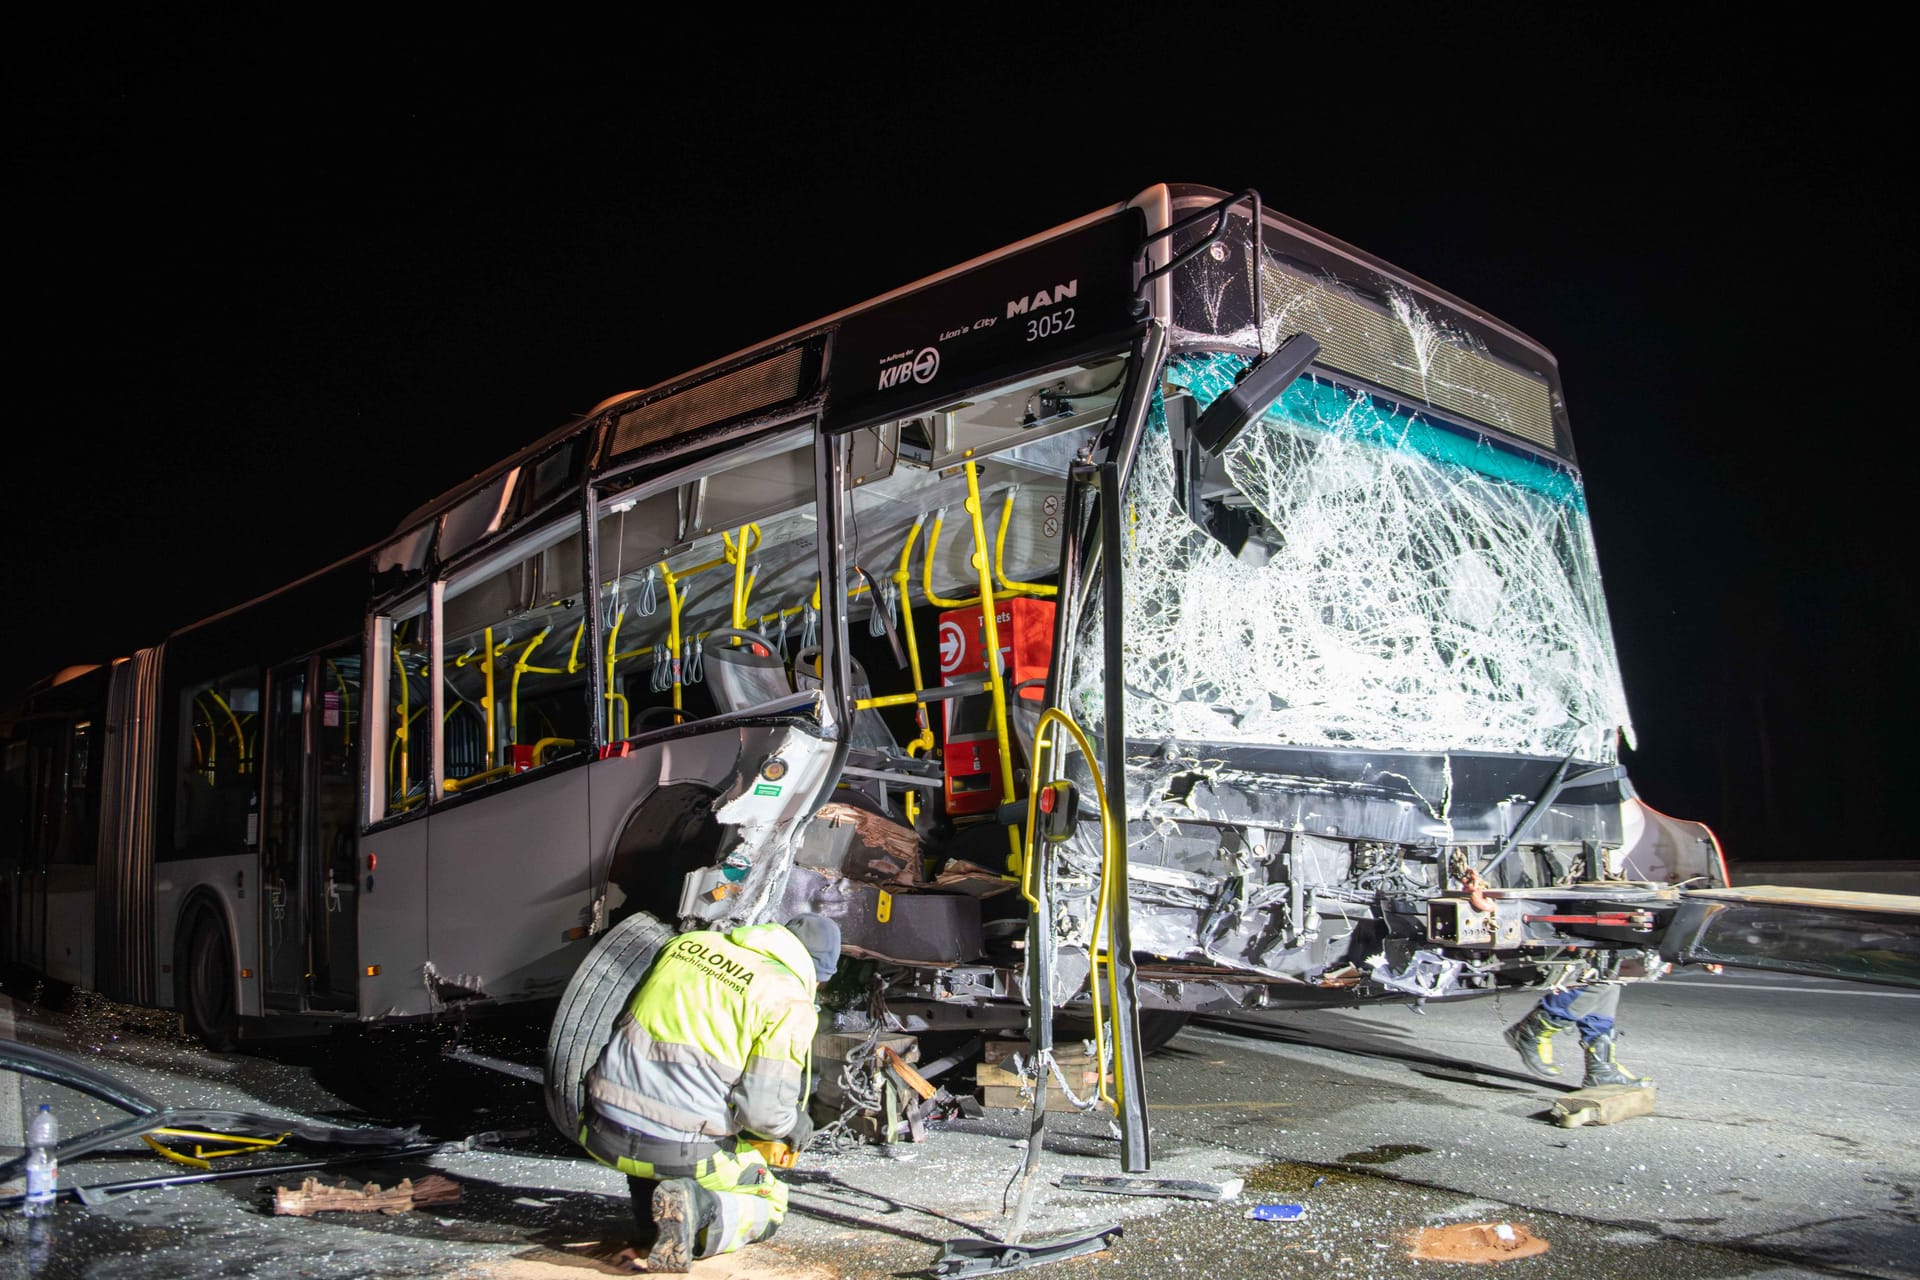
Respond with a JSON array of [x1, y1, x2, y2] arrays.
[[23, 1104, 58, 1216]]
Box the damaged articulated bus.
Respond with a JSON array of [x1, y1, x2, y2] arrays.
[[5, 185, 1915, 1173]]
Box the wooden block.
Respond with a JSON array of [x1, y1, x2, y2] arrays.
[[1551, 1084, 1657, 1127], [814, 1031, 918, 1063], [975, 1061, 1106, 1091], [272, 1174, 462, 1216], [979, 1084, 1094, 1112], [983, 1039, 1098, 1066]]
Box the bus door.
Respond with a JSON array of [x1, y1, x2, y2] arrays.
[[260, 645, 361, 1012], [3, 718, 60, 971]]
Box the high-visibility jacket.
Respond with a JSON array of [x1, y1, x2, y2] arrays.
[[585, 923, 818, 1151]]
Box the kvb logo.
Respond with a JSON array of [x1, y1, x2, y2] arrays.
[[878, 346, 941, 391]]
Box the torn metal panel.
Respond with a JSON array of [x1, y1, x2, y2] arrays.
[[0, 1040, 419, 1184], [780, 865, 983, 965], [1662, 886, 1920, 988]]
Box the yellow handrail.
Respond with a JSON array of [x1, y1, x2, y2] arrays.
[[921, 509, 977, 609], [391, 640, 411, 799], [961, 462, 1021, 866], [1019, 707, 1120, 1112], [482, 626, 496, 770], [722, 523, 762, 631], [994, 489, 1057, 597], [509, 626, 558, 747], [443, 763, 515, 793], [206, 690, 248, 773], [893, 519, 936, 762], [530, 736, 577, 767], [325, 658, 353, 749]]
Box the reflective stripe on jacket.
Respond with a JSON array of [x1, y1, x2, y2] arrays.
[[585, 923, 818, 1148]]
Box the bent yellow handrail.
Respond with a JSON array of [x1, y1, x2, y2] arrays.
[[1019, 706, 1121, 1113]]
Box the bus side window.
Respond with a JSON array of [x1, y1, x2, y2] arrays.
[[437, 521, 590, 794], [595, 437, 818, 739], [172, 667, 261, 857], [369, 600, 432, 823]]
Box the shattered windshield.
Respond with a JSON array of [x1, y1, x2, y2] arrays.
[[1070, 352, 1632, 762]]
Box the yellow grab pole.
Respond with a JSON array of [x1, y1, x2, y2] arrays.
[[962, 463, 1020, 865], [392, 639, 409, 798], [482, 626, 496, 769], [510, 626, 557, 750], [1020, 707, 1121, 1112], [660, 562, 683, 712], [893, 518, 936, 757]]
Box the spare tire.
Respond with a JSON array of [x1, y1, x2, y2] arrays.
[[543, 910, 675, 1139]]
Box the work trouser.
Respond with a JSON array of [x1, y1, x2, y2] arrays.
[[583, 1118, 789, 1258], [1539, 980, 1623, 1041]]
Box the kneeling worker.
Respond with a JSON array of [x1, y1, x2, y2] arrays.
[[580, 913, 841, 1271]]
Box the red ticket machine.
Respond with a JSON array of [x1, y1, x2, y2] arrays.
[[937, 598, 1055, 814]]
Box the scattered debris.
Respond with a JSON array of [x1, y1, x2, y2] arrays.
[[1246, 1203, 1306, 1222], [1058, 1174, 1243, 1202], [273, 1173, 462, 1217], [1407, 1222, 1549, 1263], [975, 1040, 1108, 1112], [1552, 1084, 1657, 1127], [932, 1224, 1124, 1277]]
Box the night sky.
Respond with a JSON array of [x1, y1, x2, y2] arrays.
[[5, 15, 1910, 867]]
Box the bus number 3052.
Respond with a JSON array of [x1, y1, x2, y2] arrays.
[[1026, 308, 1075, 341]]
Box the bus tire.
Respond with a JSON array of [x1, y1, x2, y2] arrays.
[[1055, 1010, 1191, 1057], [177, 900, 239, 1051], [543, 909, 674, 1141]]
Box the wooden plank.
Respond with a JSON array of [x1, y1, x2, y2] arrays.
[[272, 1174, 461, 1216], [976, 1061, 1106, 1091], [978, 1085, 1091, 1113], [1551, 1084, 1657, 1127], [984, 1039, 1098, 1066]]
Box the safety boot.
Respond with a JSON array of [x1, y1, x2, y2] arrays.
[[1581, 1031, 1653, 1088], [650, 1179, 718, 1272], [1504, 1007, 1574, 1079]]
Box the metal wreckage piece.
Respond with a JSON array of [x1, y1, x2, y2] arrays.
[[0, 1039, 432, 1207]]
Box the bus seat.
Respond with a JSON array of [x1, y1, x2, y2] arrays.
[[1008, 677, 1047, 765], [791, 647, 900, 756], [704, 628, 792, 713]]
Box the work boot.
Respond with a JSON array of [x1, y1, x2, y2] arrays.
[[1582, 1032, 1653, 1088], [1504, 1007, 1574, 1079], [649, 1179, 718, 1272]]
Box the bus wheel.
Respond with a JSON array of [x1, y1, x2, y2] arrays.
[[543, 909, 674, 1140], [178, 902, 238, 1051], [1054, 1010, 1192, 1057]]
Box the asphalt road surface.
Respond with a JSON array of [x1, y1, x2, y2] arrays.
[[2, 967, 1914, 1279]]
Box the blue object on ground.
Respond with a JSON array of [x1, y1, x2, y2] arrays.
[[1247, 1203, 1306, 1221]]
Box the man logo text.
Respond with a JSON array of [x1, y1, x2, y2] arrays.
[[1006, 280, 1079, 318]]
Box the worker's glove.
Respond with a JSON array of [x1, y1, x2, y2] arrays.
[[785, 1110, 817, 1149]]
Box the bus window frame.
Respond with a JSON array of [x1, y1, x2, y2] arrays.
[[363, 592, 433, 833], [432, 508, 593, 800]]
